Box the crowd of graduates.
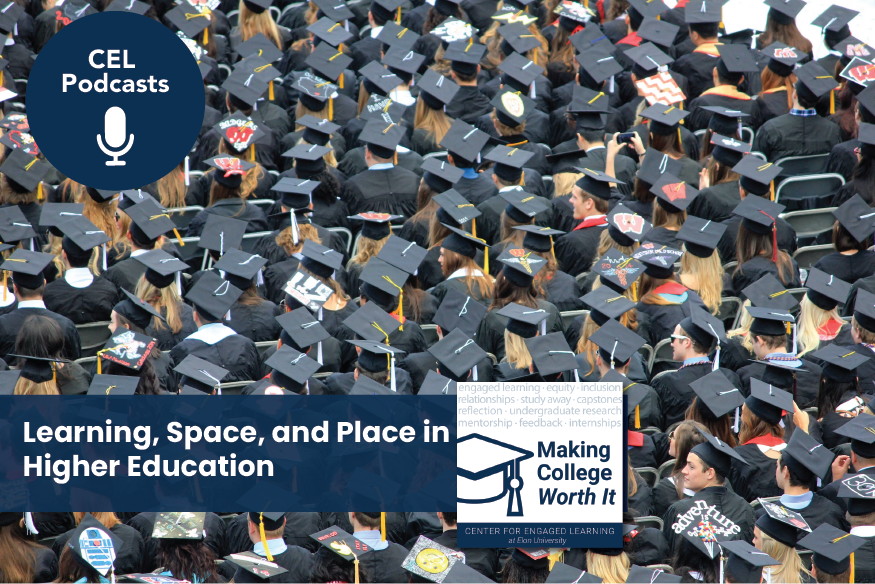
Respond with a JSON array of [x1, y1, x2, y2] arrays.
[[2, 0, 875, 579]]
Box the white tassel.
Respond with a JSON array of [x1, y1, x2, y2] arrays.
[[609, 75, 614, 93], [530, 82, 535, 99], [574, 369, 579, 382], [318, 307, 323, 321], [24, 512, 37, 535], [102, 243, 107, 271], [390, 355, 396, 392], [29, 239, 33, 251], [225, 310, 231, 321], [610, 340, 618, 370], [792, 323, 797, 355], [317, 341, 323, 364], [719, 552, 724, 584], [540, 320, 546, 335], [257, 269, 263, 286], [291, 211, 299, 244], [185, 156, 190, 186], [779, 419, 785, 429], [176, 272, 182, 295], [733, 407, 740, 433], [472, 365, 478, 381], [217, 383, 222, 396]]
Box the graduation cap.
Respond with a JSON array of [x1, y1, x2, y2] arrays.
[[681, 303, 726, 354], [360, 62, 401, 96], [434, 189, 480, 228], [86, 374, 138, 396], [9, 354, 57, 384], [626, 42, 673, 78], [491, 90, 534, 128], [242, 0, 271, 14], [381, 46, 425, 80], [56, 0, 97, 22], [66, 513, 124, 578], [222, 68, 269, 109], [799, 524, 866, 577], [306, 43, 351, 85], [214, 113, 264, 153], [375, 234, 427, 275], [675, 216, 726, 258], [804, 267, 850, 312], [637, 18, 678, 50], [214, 249, 266, 289], [854, 289, 875, 332], [591, 248, 644, 293], [796, 61, 840, 103], [348, 213, 402, 240], [428, 328, 486, 381], [625, 565, 681, 583], [632, 244, 683, 279], [276, 306, 329, 351], [837, 473, 875, 516], [526, 332, 579, 378], [782, 426, 834, 483], [430, 18, 474, 44], [442, 561, 494, 583], [348, 372, 395, 395], [834, 192, 875, 243], [359, 118, 404, 159], [589, 318, 646, 368], [197, 214, 247, 254], [761, 41, 805, 77], [173, 354, 228, 394], [498, 187, 544, 222], [747, 305, 794, 338], [741, 274, 798, 310], [833, 412, 875, 458], [732, 193, 785, 235], [440, 224, 488, 262], [133, 248, 188, 290], [343, 301, 400, 343], [814, 343, 870, 385], [765, 0, 804, 21], [700, 106, 751, 137], [309, 16, 353, 47], [719, 540, 781, 584], [57, 215, 109, 258], [282, 144, 330, 178], [1, 249, 51, 289], [542, 562, 602, 583], [421, 157, 463, 194], [166, 2, 210, 38], [716, 43, 758, 81], [569, 23, 614, 56], [689, 427, 748, 478], [498, 22, 540, 56], [457, 434, 533, 516], [812, 4, 858, 35], [746, 378, 793, 425], [416, 69, 459, 111], [0, 369, 20, 394], [440, 119, 489, 164], [97, 329, 156, 374], [401, 535, 466, 583], [491, 7, 538, 27], [0, 130, 39, 158], [113, 288, 165, 330], [297, 115, 339, 148], [310, 525, 372, 564], [486, 145, 534, 183], [709, 134, 750, 167], [265, 345, 321, 390], [640, 103, 689, 135], [757, 498, 810, 547], [690, 370, 743, 421], [376, 21, 420, 52], [444, 38, 486, 76], [224, 551, 289, 581], [839, 56, 874, 92], [236, 33, 283, 63], [497, 302, 549, 338], [553, 0, 593, 25], [348, 339, 405, 383], [432, 288, 486, 336], [419, 370, 457, 398], [359, 257, 408, 310], [151, 512, 206, 539], [185, 271, 243, 322], [125, 198, 180, 244], [650, 172, 698, 213], [515, 225, 563, 253], [39, 203, 82, 240], [581, 285, 636, 325], [573, 167, 620, 200], [684, 0, 720, 23], [497, 245, 547, 286], [300, 239, 343, 278], [0, 148, 47, 194], [576, 47, 624, 89], [495, 53, 542, 97], [0, 0, 22, 34], [627, 0, 666, 20], [636, 148, 683, 186], [284, 268, 335, 312]]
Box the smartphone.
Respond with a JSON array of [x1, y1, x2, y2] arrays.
[[617, 132, 635, 144]]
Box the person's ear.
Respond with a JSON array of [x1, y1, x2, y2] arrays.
[[739, 75, 744, 86], [353, 369, 359, 380]]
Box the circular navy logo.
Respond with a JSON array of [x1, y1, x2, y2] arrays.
[[27, 12, 204, 191]]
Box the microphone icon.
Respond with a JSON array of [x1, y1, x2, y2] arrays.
[[97, 106, 134, 166]]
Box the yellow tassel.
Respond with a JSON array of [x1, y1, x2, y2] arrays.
[[548, 551, 563, 570], [484, 246, 488, 273], [550, 235, 554, 259], [472, 218, 476, 238], [248, 144, 255, 162], [269, 80, 275, 101], [1, 71, 4, 87], [339, 73, 344, 89], [830, 89, 835, 114], [532, 47, 538, 64], [396, 6, 401, 24], [520, 170, 525, 185], [37, 183, 43, 201], [786, 322, 792, 335], [52, 365, 56, 384], [329, 97, 333, 121], [635, 405, 640, 429], [770, 181, 775, 201], [3, 270, 6, 302], [851, 552, 855, 583], [382, 275, 404, 331], [677, 127, 682, 147], [380, 512, 386, 542], [97, 356, 102, 375], [173, 228, 184, 246], [394, 151, 398, 165], [203, 27, 208, 46], [259, 513, 274, 561], [354, 557, 360, 584]]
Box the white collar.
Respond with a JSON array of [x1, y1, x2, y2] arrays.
[[756, 443, 786, 454], [185, 322, 237, 345], [850, 526, 875, 538], [448, 267, 483, 280], [370, 25, 383, 38], [499, 185, 523, 193], [390, 88, 416, 106], [18, 300, 45, 309], [354, 529, 389, 551], [64, 268, 94, 289], [369, 162, 395, 171], [667, 476, 696, 496], [253, 538, 288, 557], [586, 145, 606, 152], [131, 249, 150, 257]]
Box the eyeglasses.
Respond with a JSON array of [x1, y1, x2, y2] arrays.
[[670, 334, 689, 342]]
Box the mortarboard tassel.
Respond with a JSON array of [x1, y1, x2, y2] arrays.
[[830, 88, 835, 114], [329, 97, 333, 121], [269, 80, 275, 101], [173, 228, 185, 246], [37, 183, 42, 201], [317, 340, 322, 364], [396, 6, 401, 24], [677, 127, 682, 148], [609, 339, 618, 369], [3, 271, 7, 302], [851, 552, 855, 583], [733, 407, 740, 433], [248, 144, 255, 162], [185, 156, 190, 186], [635, 404, 640, 429], [259, 513, 274, 561], [380, 512, 387, 542], [354, 555, 360, 584], [176, 271, 182, 295], [24, 512, 37, 535], [102, 243, 107, 271], [382, 275, 404, 330], [770, 180, 775, 201], [203, 27, 208, 46], [471, 218, 476, 238], [390, 353, 396, 392], [0, 71, 4, 87]]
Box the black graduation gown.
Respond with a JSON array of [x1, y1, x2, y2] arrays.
[[813, 251, 875, 286], [543, 270, 585, 312], [169, 329, 262, 384], [33, 513, 75, 537], [341, 165, 420, 219], [476, 300, 563, 362], [225, 300, 283, 342], [355, 541, 412, 583], [219, 543, 314, 582], [346, 261, 365, 299], [397, 217, 430, 250], [185, 199, 271, 237], [756, 88, 792, 125], [641, 226, 681, 249], [324, 369, 415, 395], [731, 256, 802, 296], [42, 274, 119, 325], [687, 88, 762, 132], [670, 45, 725, 101], [756, 493, 849, 538], [636, 289, 707, 349], [652, 477, 686, 520], [687, 180, 741, 223], [729, 443, 786, 502], [826, 139, 860, 181], [0, 306, 80, 360], [431, 276, 492, 309], [410, 128, 443, 156], [262, 257, 301, 305], [348, 35, 382, 71], [406, 291, 438, 325], [653, 364, 743, 428], [554, 224, 606, 278], [720, 335, 755, 372], [663, 486, 756, 556], [718, 213, 798, 263], [838, 344, 875, 394], [751, 113, 843, 163], [56, 362, 92, 395], [454, 173, 498, 206], [225, 512, 321, 554], [494, 361, 532, 381], [629, 432, 660, 469], [146, 303, 199, 352], [399, 351, 493, 392], [127, 511, 227, 572], [53, 523, 144, 575], [445, 85, 492, 125], [104, 256, 147, 294]]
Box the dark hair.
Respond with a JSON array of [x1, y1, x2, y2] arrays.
[[0, 522, 39, 583], [757, 14, 813, 55], [850, 144, 875, 205], [778, 453, 810, 488], [649, 131, 685, 158], [56, 545, 102, 583], [129, 227, 157, 250], [14, 314, 75, 385], [695, 454, 726, 484], [157, 539, 218, 583], [488, 271, 538, 312], [797, 89, 820, 110], [15, 283, 44, 298], [208, 181, 245, 211], [689, 22, 719, 39], [452, 69, 477, 83], [402, 278, 427, 323], [193, 306, 221, 324], [671, 539, 721, 582], [440, 512, 457, 526], [356, 365, 390, 385], [634, 178, 655, 205], [677, 326, 711, 355], [753, 332, 787, 351], [829, 84, 858, 139], [103, 357, 163, 395], [309, 550, 371, 583], [422, 6, 455, 35], [578, 128, 604, 143], [502, 555, 550, 583], [833, 221, 870, 252], [734, 224, 796, 286], [816, 377, 860, 419], [312, 168, 342, 205], [684, 398, 737, 447]]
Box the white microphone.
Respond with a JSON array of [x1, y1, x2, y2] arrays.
[[97, 106, 134, 166]]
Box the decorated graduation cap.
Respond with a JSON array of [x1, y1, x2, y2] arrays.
[[640, 102, 688, 139], [837, 473, 875, 516], [428, 328, 486, 382], [401, 535, 465, 583], [499, 52, 543, 96], [756, 498, 810, 547], [834, 192, 875, 243], [591, 248, 644, 294], [97, 329, 156, 374], [1, 249, 52, 290], [152, 512, 206, 539], [205, 154, 257, 190], [0, 148, 47, 196], [310, 525, 371, 580], [113, 288, 166, 330], [87, 374, 138, 396], [265, 345, 321, 392], [700, 105, 750, 137], [799, 524, 866, 577], [690, 370, 743, 430], [719, 539, 781, 584], [689, 427, 748, 478], [457, 434, 533, 516], [636, 148, 682, 186], [381, 46, 425, 83], [709, 134, 750, 168], [134, 248, 188, 292], [650, 172, 698, 213], [497, 302, 548, 338], [491, 90, 534, 128], [497, 245, 547, 286], [440, 119, 489, 165], [444, 38, 486, 76], [375, 234, 427, 276], [214, 112, 265, 157], [432, 287, 486, 336], [676, 216, 726, 258], [173, 354, 228, 394], [782, 425, 834, 483], [760, 41, 805, 77], [185, 271, 243, 322], [626, 42, 673, 79], [526, 332, 578, 379], [833, 412, 875, 458], [589, 317, 646, 369], [430, 18, 474, 46], [573, 167, 621, 200], [581, 285, 636, 325], [66, 513, 124, 580], [553, 0, 592, 28], [124, 197, 184, 247], [198, 214, 247, 255], [359, 257, 409, 315], [632, 244, 683, 279], [225, 550, 289, 581], [746, 378, 793, 425], [741, 274, 798, 311], [812, 343, 870, 383], [301, 239, 343, 279], [515, 225, 563, 254], [795, 61, 839, 105]]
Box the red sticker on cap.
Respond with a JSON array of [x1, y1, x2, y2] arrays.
[[662, 183, 687, 202], [613, 213, 644, 234], [225, 126, 254, 145], [358, 212, 392, 221], [773, 47, 796, 59], [850, 63, 875, 83]]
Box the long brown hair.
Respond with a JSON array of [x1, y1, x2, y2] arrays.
[[207, 182, 246, 211], [157, 539, 220, 583], [422, 6, 457, 35], [0, 175, 38, 205], [156, 162, 188, 209], [0, 521, 37, 583], [73, 512, 119, 529], [441, 248, 495, 299], [236, 1, 282, 48], [685, 398, 737, 447], [738, 403, 785, 445], [410, 180, 439, 227], [349, 234, 389, 267], [639, 273, 685, 306], [652, 201, 686, 230], [670, 420, 708, 500], [759, 67, 795, 111], [649, 131, 685, 158], [756, 16, 812, 55], [489, 270, 536, 311], [136, 277, 184, 334], [414, 98, 453, 145], [734, 225, 795, 286]]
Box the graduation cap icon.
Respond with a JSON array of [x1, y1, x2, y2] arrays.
[[457, 433, 533, 517]]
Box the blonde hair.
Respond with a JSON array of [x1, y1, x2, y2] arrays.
[[440, 248, 495, 299], [70, 182, 122, 245], [293, 137, 337, 167], [728, 299, 754, 352], [44, 234, 102, 278], [135, 276, 184, 334], [504, 329, 533, 370], [552, 172, 583, 198], [414, 98, 453, 146], [652, 200, 686, 230], [237, 1, 282, 48], [797, 295, 842, 358], [349, 234, 389, 267], [759, 530, 811, 584], [0, 175, 39, 205], [73, 512, 120, 529], [215, 140, 266, 198], [295, 99, 333, 124], [276, 222, 321, 256], [585, 550, 630, 584], [357, 83, 370, 116], [596, 228, 636, 258], [14, 377, 59, 395], [679, 247, 724, 315], [489, 109, 526, 137], [575, 314, 599, 372], [156, 163, 187, 209]]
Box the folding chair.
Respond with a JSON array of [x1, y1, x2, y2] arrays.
[[792, 245, 834, 270], [780, 207, 837, 245], [774, 174, 844, 211], [167, 206, 205, 231], [76, 322, 112, 358]]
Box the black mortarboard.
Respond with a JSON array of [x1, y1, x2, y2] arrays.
[[422, 157, 463, 193], [173, 354, 229, 393], [67, 514, 124, 577], [812, 4, 858, 33], [676, 216, 726, 258], [360, 61, 401, 96], [0, 149, 47, 194], [152, 512, 206, 539], [214, 249, 267, 288], [747, 305, 794, 337], [717, 43, 759, 75], [297, 115, 339, 147], [376, 234, 427, 276], [757, 499, 810, 547], [185, 271, 243, 321], [283, 143, 330, 178], [300, 239, 343, 277], [125, 198, 177, 242], [574, 167, 620, 200], [487, 145, 534, 183], [343, 302, 400, 343], [577, 46, 624, 85], [591, 248, 644, 293], [418, 370, 456, 398], [0, 369, 20, 394], [581, 285, 636, 325], [680, 304, 725, 352], [348, 373, 395, 395], [795, 61, 839, 102], [720, 540, 781, 584], [312, 0, 353, 20], [40, 203, 83, 237], [834, 412, 875, 458], [225, 551, 289, 581], [632, 244, 683, 279], [626, 42, 673, 78], [310, 526, 370, 561], [133, 249, 188, 289], [636, 148, 683, 186], [348, 213, 402, 240], [589, 318, 646, 367], [625, 565, 681, 583], [242, 0, 270, 14], [853, 289, 875, 332], [497, 245, 546, 286], [444, 39, 486, 76], [834, 37, 872, 70], [498, 52, 543, 93], [498, 22, 541, 55], [709, 133, 750, 167], [265, 345, 321, 388], [799, 524, 866, 576], [805, 268, 850, 311], [305, 42, 351, 83], [515, 225, 563, 253], [690, 427, 748, 478], [742, 274, 799, 310], [432, 287, 486, 336], [526, 332, 578, 378], [276, 307, 329, 351], [1, 249, 51, 288], [57, 216, 109, 257], [440, 119, 490, 164], [11, 355, 56, 384], [213, 113, 265, 153], [700, 105, 750, 136], [376, 21, 420, 52], [116, 189, 152, 211], [222, 67, 269, 108], [650, 172, 698, 213], [761, 41, 805, 77], [628, 0, 666, 20], [834, 193, 875, 243], [99, 328, 157, 371], [197, 214, 247, 254], [166, 3, 210, 38], [690, 370, 743, 419], [359, 118, 404, 159], [684, 0, 721, 23], [359, 257, 408, 308], [0, 0, 22, 34], [358, 94, 408, 125], [746, 378, 793, 424], [546, 562, 605, 583], [765, 0, 805, 20], [732, 195, 785, 235], [114, 288, 165, 330], [837, 473, 875, 515], [428, 328, 486, 380], [348, 339, 405, 376], [497, 302, 548, 338], [86, 374, 138, 396], [417, 69, 459, 111], [640, 103, 688, 134], [440, 224, 488, 260], [782, 426, 834, 482], [309, 16, 353, 47], [236, 33, 283, 63], [491, 90, 534, 127], [443, 562, 498, 583], [381, 46, 425, 81], [637, 18, 678, 49], [434, 189, 481, 226], [570, 24, 614, 54]]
